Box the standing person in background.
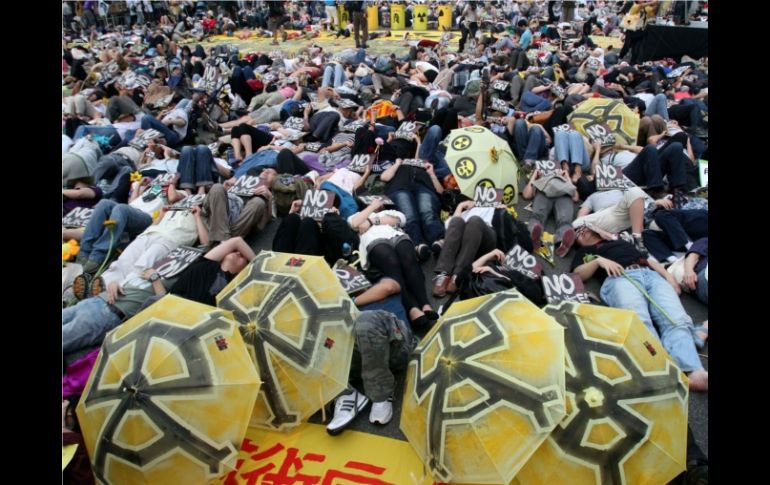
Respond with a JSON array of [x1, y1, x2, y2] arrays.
[[268, 0, 287, 45], [458, 1, 479, 54], [325, 0, 339, 32], [347, 1, 369, 49]]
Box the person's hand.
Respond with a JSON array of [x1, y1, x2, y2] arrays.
[[597, 257, 624, 278], [683, 268, 698, 291], [655, 197, 674, 209], [345, 140, 354, 147], [304, 104, 312, 116], [592, 141, 602, 152], [296, 143, 306, 151], [257, 145, 272, 152], [328, 207, 340, 215], [319, 147, 328, 154], [531, 169, 541, 181], [289, 199, 303, 214], [223, 177, 236, 189], [370, 198, 385, 211], [473, 265, 494, 275], [253, 185, 272, 199], [490, 248, 506, 262], [666, 273, 682, 295], [106, 281, 125, 305], [424, 162, 435, 175], [190, 205, 201, 217], [459, 200, 475, 211]]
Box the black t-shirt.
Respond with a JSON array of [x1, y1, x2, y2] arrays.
[[385, 163, 434, 195], [570, 240, 646, 283], [168, 258, 235, 306], [379, 137, 417, 163], [268, 1, 285, 17]]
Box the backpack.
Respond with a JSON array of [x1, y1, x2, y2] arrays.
[[272, 174, 310, 217]]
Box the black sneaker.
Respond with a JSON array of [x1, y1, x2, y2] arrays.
[[431, 239, 444, 258], [416, 244, 431, 262]]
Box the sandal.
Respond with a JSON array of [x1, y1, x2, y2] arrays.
[[90, 276, 105, 296], [72, 274, 92, 301]]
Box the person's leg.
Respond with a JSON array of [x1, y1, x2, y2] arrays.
[[231, 196, 267, 238], [334, 64, 346, 88], [193, 145, 215, 189], [509, 75, 525, 106], [530, 192, 554, 248], [452, 217, 497, 275], [362, 11, 369, 45], [353, 310, 416, 402], [566, 130, 589, 170], [622, 144, 664, 190], [553, 195, 575, 242], [353, 278, 401, 307], [177, 145, 196, 190], [322, 65, 334, 88], [435, 217, 465, 275], [695, 266, 708, 304], [62, 297, 122, 354], [553, 130, 570, 164], [353, 11, 362, 47], [418, 124, 444, 164], [399, 91, 416, 116], [388, 189, 424, 246], [657, 142, 689, 190], [394, 240, 432, 310], [77, 199, 118, 260], [202, 184, 232, 243], [642, 228, 675, 262], [368, 243, 415, 314], [524, 124, 547, 161], [651, 93, 670, 120], [139, 115, 180, 146], [89, 204, 153, 263], [295, 216, 324, 256], [415, 187, 445, 245], [643, 270, 704, 376], [512, 118, 530, 161], [272, 213, 301, 252]]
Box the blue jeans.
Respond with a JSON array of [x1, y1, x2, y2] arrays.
[[424, 94, 451, 111], [62, 297, 122, 353], [553, 130, 590, 170], [140, 115, 181, 147], [418, 125, 451, 179], [359, 294, 409, 329], [374, 124, 396, 140], [513, 118, 547, 162], [388, 186, 445, 246], [234, 150, 278, 178], [643, 209, 708, 262], [322, 64, 346, 88], [645, 93, 669, 120], [622, 143, 687, 191], [80, 199, 153, 262], [519, 91, 551, 113], [179, 145, 216, 189], [681, 98, 707, 113], [73, 124, 120, 141], [600, 268, 702, 372]]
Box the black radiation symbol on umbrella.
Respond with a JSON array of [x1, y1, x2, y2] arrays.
[[411, 293, 561, 483], [503, 184, 516, 205], [451, 135, 472, 151], [84, 312, 237, 483], [476, 179, 494, 189], [454, 158, 476, 179], [544, 304, 688, 485]]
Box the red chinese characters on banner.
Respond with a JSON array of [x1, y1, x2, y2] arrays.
[[219, 439, 397, 485]]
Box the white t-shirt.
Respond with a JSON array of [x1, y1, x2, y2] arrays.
[[162, 107, 189, 139], [581, 189, 624, 213], [142, 208, 199, 246], [328, 168, 362, 194], [62, 134, 73, 155], [601, 150, 636, 170], [347, 210, 407, 270], [445, 206, 495, 229], [415, 61, 438, 73], [113, 120, 142, 140]]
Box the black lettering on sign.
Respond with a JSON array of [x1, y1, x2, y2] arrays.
[[347, 154, 371, 174], [584, 122, 616, 147], [299, 189, 336, 221], [535, 160, 559, 176], [473, 185, 503, 207], [401, 158, 425, 169], [169, 194, 206, 211], [542, 273, 591, 304], [595, 164, 631, 191], [62, 207, 94, 228], [129, 129, 163, 150], [503, 245, 543, 280], [334, 265, 372, 295], [395, 122, 418, 141], [358, 195, 395, 206], [228, 175, 263, 197], [154, 246, 205, 279]]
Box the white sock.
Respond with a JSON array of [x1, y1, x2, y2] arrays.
[[632, 232, 642, 239], [685, 241, 693, 250], [667, 256, 678, 264]]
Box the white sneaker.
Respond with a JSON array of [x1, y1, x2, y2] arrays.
[[326, 388, 369, 436], [369, 398, 393, 425]]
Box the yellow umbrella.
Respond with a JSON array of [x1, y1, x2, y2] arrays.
[[568, 97, 640, 145], [216, 251, 357, 431], [400, 289, 565, 484], [445, 126, 520, 206], [515, 302, 689, 485], [76, 295, 260, 485]]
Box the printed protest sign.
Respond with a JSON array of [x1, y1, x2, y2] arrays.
[[299, 189, 336, 221], [154, 246, 205, 279], [542, 273, 591, 304], [62, 207, 94, 228], [503, 245, 543, 280]]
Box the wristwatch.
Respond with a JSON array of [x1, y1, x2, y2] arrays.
[[149, 272, 161, 282]]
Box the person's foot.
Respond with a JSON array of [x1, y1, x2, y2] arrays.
[[326, 388, 370, 435], [431, 239, 444, 258], [416, 244, 431, 262], [530, 222, 543, 251], [445, 274, 458, 294], [369, 397, 393, 424], [687, 368, 708, 392], [555, 227, 576, 258], [432, 272, 450, 298], [694, 321, 708, 350]]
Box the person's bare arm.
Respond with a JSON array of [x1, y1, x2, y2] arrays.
[[683, 252, 700, 291], [425, 162, 444, 193], [302, 104, 312, 131], [141, 268, 167, 296], [379, 158, 402, 182], [574, 256, 624, 281], [472, 248, 506, 269], [62, 187, 97, 199], [348, 200, 384, 231], [190, 206, 209, 246], [205, 236, 256, 263], [522, 169, 540, 200], [615, 142, 644, 154], [648, 257, 681, 295], [352, 164, 372, 192], [293, 86, 303, 101], [454, 200, 475, 217], [647, 133, 666, 145]]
